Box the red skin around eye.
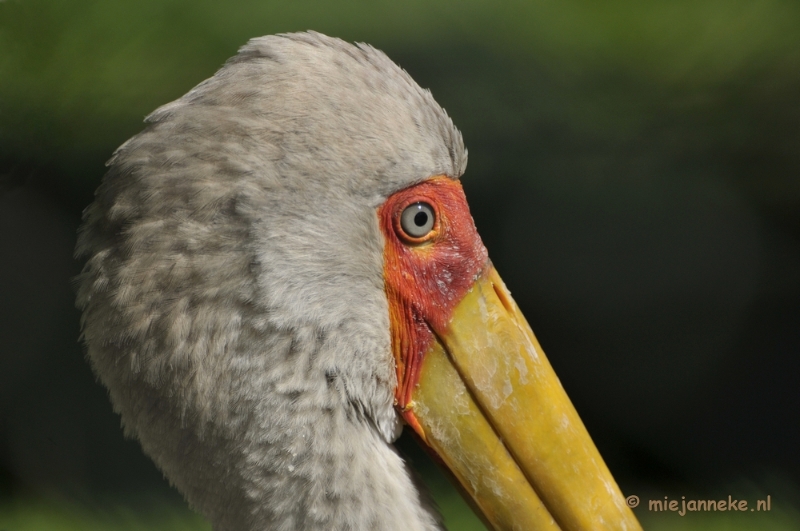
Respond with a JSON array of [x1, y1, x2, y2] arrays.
[[379, 176, 489, 430]]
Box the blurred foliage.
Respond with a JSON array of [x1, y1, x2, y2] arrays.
[[2, 0, 800, 529], [3, 491, 800, 531], [2, 0, 800, 203], [0, 497, 211, 531], [3, 480, 800, 531]]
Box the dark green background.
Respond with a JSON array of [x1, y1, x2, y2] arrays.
[[2, 1, 799, 529]]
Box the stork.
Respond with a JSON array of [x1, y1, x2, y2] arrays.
[[76, 32, 641, 531]]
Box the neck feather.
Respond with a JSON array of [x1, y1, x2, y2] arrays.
[[94, 323, 442, 531]]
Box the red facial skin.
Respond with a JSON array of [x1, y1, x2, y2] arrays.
[[379, 176, 489, 432]]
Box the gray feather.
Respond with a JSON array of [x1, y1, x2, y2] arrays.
[[76, 31, 465, 531]]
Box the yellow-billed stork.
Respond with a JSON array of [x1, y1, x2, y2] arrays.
[[76, 31, 641, 531]]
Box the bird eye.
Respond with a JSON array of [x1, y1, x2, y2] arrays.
[[400, 202, 435, 239]]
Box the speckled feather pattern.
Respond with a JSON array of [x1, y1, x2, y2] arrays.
[[75, 32, 466, 531]]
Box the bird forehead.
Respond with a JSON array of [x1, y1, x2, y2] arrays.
[[141, 31, 467, 200]]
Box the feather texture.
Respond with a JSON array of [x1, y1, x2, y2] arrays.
[[76, 32, 466, 530]]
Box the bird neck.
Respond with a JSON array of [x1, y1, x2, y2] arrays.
[[127, 326, 442, 531], [254, 414, 439, 531], [178, 399, 441, 531]]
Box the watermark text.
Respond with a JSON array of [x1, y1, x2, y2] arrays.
[[625, 494, 771, 516]]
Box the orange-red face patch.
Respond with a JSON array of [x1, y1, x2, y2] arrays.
[[379, 177, 489, 425]]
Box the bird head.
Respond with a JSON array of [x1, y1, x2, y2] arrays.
[[76, 32, 640, 531]]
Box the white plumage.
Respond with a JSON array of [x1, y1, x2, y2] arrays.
[[76, 32, 464, 531]]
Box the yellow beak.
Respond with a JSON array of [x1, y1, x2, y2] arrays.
[[406, 267, 642, 531]]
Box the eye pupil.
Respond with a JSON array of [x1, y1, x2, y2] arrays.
[[399, 202, 436, 239]]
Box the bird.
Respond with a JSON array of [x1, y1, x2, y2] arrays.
[[75, 31, 642, 531]]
